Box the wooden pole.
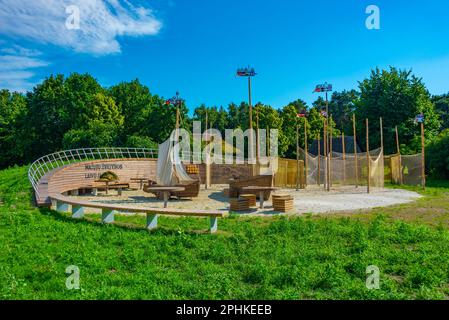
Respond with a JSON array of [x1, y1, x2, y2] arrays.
[[380, 117, 384, 155], [267, 126, 270, 157], [175, 106, 180, 130], [342, 133, 346, 185], [421, 122, 426, 190], [329, 115, 333, 189], [323, 119, 328, 190], [205, 109, 209, 190], [248, 77, 254, 162], [256, 105, 260, 162], [296, 123, 300, 191], [366, 118, 370, 194], [395, 126, 403, 184], [317, 130, 321, 186], [353, 114, 358, 188], [304, 118, 308, 187]]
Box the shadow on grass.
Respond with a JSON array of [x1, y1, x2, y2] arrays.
[[38, 207, 223, 237]]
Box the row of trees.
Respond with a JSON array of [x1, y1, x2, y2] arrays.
[[0, 67, 448, 176]]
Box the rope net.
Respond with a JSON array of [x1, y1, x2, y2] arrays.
[[299, 147, 385, 188]]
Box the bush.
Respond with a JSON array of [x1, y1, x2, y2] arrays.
[[99, 171, 119, 181], [125, 135, 158, 149], [62, 121, 119, 149], [426, 129, 449, 179]]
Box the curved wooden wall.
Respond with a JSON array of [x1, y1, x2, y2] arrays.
[[48, 159, 158, 195]]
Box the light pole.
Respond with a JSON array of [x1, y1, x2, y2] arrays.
[[165, 91, 185, 130], [314, 82, 333, 191], [237, 67, 257, 162]]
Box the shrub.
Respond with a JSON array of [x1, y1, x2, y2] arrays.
[[426, 129, 449, 179], [99, 171, 119, 182]]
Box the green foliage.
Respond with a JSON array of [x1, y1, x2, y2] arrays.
[[432, 93, 449, 130], [2, 166, 449, 299], [0, 67, 447, 174], [357, 67, 441, 154], [426, 129, 449, 179], [109, 79, 153, 138], [99, 171, 119, 181], [62, 121, 119, 149], [0, 90, 27, 168], [85, 93, 124, 126], [125, 135, 158, 149], [328, 90, 359, 134]]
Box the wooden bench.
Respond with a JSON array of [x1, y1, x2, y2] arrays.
[[49, 193, 226, 234]]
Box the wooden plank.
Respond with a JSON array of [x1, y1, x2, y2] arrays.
[[50, 193, 225, 217]]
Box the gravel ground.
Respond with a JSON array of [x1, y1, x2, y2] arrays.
[[70, 184, 421, 215]]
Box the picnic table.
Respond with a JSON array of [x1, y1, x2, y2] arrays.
[[241, 186, 278, 209], [144, 186, 185, 208], [94, 179, 129, 195]]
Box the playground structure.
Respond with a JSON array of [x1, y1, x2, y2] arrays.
[[26, 85, 426, 234]]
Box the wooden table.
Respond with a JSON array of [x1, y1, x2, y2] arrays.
[[95, 179, 112, 194], [144, 186, 185, 208], [130, 178, 148, 190], [241, 186, 278, 209]]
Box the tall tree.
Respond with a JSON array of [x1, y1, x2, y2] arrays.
[[109, 79, 153, 140], [0, 90, 27, 167], [357, 67, 441, 154], [328, 90, 359, 134], [432, 93, 449, 131]]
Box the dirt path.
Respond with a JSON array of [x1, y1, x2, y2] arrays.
[[70, 185, 421, 215]]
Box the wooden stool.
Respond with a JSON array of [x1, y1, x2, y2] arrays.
[[240, 194, 257, 207], [272, 195, 294, 213], [272, 194, 292, 200], [230, 198, 250, 212]]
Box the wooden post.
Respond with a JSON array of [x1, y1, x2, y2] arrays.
[[296, 123, 300, 191], [205, 109, 209, 190], [248, 77, 254, 163], [327, 115, 333, 191], [421, 122, 426, 190], [342, 133, 346, 185], [366, 118, 370, 194], [395, 126, 403, 184], [323, 119, 328, 190], [267, 126, 270, 157], [380, 117, 384, 155], [317, 130, 321, 186], [353, 114, 358, 188], [175, 106, 180, 130], [256, 105, 260, 162], [304, 118, 308, 187]]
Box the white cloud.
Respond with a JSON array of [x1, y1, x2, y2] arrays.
[[0, 45, 49, 92], [0, 0, 162, 55]]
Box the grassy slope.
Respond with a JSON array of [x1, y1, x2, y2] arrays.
[[1, 166, 449, 300]]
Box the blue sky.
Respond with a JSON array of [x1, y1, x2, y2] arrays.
[[1, 0, 449, 113]]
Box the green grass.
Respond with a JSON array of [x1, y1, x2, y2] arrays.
[[1, 166, 449, 300]]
